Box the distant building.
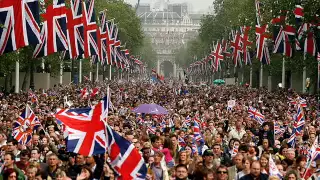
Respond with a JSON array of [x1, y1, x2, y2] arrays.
[[137, 0, 202, 77]]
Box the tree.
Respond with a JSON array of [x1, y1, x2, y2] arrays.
[[95, 0, 144, 54], [136, 37, 157, 68]]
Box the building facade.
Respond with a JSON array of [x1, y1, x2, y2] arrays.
[[137, 1, 202, 77]]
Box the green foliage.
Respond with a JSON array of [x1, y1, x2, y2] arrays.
[[175, 0, 320, 89], [136, 37, 157, 68], [95, 0, 143, 54]]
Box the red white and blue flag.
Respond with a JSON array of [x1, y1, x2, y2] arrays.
[[106, 19, 115, 65], [248, 106, 265, 125], [240, 26, 253, 65], [269, 154, 283, 178], [65, 0, 84, 59], [273, 25, 296, 57], [256, 25, 271, 64], [230, 30, 243, 67], [82, 0, 99, 58], [0, 0, 41, 55], [54, 96, 111, 156], [293, 105, 305, 134], [274, 122, 285, 136], [289, 96, 307, 108], [12, 105, 41, 145], [193, 121, 202, 142], [211, 41, 224, 72], [106, 125, 147, 179], [33, 0, 68, 57], [98, 10, 108, 65]]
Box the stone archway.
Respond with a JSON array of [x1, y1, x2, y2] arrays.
[[157, 56, 177, 78]]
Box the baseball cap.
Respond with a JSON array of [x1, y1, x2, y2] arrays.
[[203, 149, 214, 157]]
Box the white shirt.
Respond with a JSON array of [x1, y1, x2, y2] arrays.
[[228, 128, 246, 140]]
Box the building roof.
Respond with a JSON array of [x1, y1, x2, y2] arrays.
[[138, 11, 182, 20]]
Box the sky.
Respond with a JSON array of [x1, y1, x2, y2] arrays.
[[124, 0, 213, 13]]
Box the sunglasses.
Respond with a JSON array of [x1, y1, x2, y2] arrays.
[[217, 171, 227, 174]]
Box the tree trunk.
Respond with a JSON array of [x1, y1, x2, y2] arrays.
[[29, 61, 35, 90]]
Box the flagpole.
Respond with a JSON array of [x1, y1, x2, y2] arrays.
[[15, 60, 19, 93], [249, 66, 252, 88], [282, 56, 285, 88], [96, 63, 99, 82], [60, 61, 63, 84], [79, 59, 82, 84], [109, 65, 112, 81], [260, 64, 263, 88], [318, 57, 320, 92], [302, 66, 306, 93]]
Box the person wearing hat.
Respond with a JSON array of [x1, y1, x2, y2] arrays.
[[193, 149, 215, 178]]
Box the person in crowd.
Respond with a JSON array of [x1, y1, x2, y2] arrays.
[[239, 161, 268, 180]]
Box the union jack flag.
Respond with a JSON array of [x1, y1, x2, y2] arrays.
[[182, 116, 191, 127], [306, 136, 320, 168], [274, 122, 285, 136], [79, 87, 88, 98], [230, 30, 243, 67], [54, 96, 111, 156], [90, 87, 100, 98], [106, 19, 115, 65], [12, 105, 41, 145], [105, 125, 147, 179], [113, 25, 121, 68], [193, 121, 202, 142], [296, 23, 316, 59], [28, 90, 38, 104], [65, 0, 84, 59], [82, 0, 99, 58], [293, 105, 305, 134], [289, 96, 307, 108], [221, 38, 231, 57], [147, 126, 156, 135], [248, 106, 265, 125], [33, 0, 68, 57], [178, 136, 186, 147], [269, 154, 283, 179], [98, 10, 108, 65], [0, 0, 41, 55], [211, 41, 224, 72], [256, 25, 271, 64], [287, 129, 296, 148], [273, 25, 296, 57], [240, 26, 253, 65]]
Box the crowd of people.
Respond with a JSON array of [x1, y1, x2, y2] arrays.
[[0, 78, 319, 180]]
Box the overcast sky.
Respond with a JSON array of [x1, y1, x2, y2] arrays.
[[124, 0, 213, 13]]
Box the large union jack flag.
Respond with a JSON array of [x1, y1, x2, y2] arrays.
[[54, 96, 111, 156], [33, 0, 68, 57], [106, 125, 147, 179], [248, 106, 265, 125], [0, 0, 41, 55], [66, 0, 84, 59], [12, 105, 41, 145]]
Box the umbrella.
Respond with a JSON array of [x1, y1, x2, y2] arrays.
[[132, 104, 168, 115], [213, 79, 225, 85]]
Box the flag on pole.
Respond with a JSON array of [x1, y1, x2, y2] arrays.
[[12, 105, 41, 145], [269, 154, 283, 178]]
